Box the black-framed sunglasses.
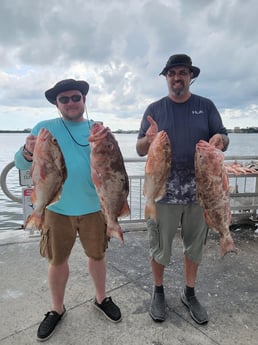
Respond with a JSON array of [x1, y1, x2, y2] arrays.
[[58, 94, 82, 104]]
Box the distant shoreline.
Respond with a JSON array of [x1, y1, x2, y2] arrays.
[[0, 129, 139, 134], [0, 130, 31, 133], [1, 128, 258, 134]]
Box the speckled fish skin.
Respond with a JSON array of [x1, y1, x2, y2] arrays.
[[25, 128, 67, 230], [144, 130, 171, 220], [195, 140, 237, 256], [89, 123, 130, 242]]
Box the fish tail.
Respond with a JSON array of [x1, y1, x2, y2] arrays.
[[220, 233, 237, 257], [107, 223, 124, 243]]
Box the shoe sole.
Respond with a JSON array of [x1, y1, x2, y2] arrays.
[[149, 310, 165, 322], [92, 301, 122, 323], [149, 293, 166, 322], [36, 310, 67, 342], [180, 294, 208, 325]]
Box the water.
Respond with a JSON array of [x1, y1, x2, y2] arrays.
[[1, 132, 258, 231], [0, 132, 143, 231]]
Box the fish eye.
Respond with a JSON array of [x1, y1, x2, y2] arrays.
[[107, 143, 113, 150]]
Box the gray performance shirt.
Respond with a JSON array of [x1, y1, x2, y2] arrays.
[[138, 94, 228, 204]]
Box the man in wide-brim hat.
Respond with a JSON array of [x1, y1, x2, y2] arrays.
[[136, 53, 229, 325], [14, 78, 122, 342], [45, 79, 89, 105], [159, 53, 200, 78]]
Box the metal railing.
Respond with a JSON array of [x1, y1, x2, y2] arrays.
[[225, 156, 258, 223], [0, 159, 148, 224], [1, 156, 258, 225], [121, 174, 145, 223]]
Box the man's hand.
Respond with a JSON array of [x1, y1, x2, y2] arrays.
[[22, 134, 37, 161], [209, 134, 229, 151], [146, 115, 158, 143], [136, 115, 159, 156], [25, 134, 37, 153]]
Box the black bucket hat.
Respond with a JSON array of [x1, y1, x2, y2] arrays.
[[45, 79, 89, 104], [159, 54, 200, 78]]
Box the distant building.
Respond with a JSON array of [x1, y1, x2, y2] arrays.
[[233, 126, 258, 133], [234, 127, 241, 133]]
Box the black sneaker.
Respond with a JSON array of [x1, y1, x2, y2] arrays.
[[37, 306, 66, 342], [93, 297, 122, 323], [149, 287, 166, 322], [180, 290, 209, 325]]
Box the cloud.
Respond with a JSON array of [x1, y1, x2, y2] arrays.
[[0, 0, 258, 130]]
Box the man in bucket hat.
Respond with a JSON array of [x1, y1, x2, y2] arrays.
[[136, 54, 229, 324], [159, 54, 200, 78], [14, 79, 122, 341]]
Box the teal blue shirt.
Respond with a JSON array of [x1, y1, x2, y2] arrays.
[[14, 118, 101, 216]]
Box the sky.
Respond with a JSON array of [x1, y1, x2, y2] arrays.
[[0, 0, 258, 131]]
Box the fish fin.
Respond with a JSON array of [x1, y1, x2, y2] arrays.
[[220, 233, 237, 257], [145, 200, 157, 220], [150, 181, 166, 202], [91, 169, 102, 189], [107, 223, 124, 243], [48, 192, 62, 206], [39, 162, 48, 181], [143, 174, 151, 196], [119, 200, 130, 218], [222, 173, 229, 191], [30, 188, 37, 205], [24, 211, 44, 230], [203, 209, 216, 229], [155, 187, 166, 201]]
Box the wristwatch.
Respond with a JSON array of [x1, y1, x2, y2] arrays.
[[22, 145, 33, 161]]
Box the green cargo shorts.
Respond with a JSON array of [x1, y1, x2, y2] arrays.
[[147, 203, 208, 265]]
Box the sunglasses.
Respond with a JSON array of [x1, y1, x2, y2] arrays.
[[58, 94, 82, 104]]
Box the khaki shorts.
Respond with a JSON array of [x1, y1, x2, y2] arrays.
[[40, 209, 108, 265], [147, 203, 208, 265]]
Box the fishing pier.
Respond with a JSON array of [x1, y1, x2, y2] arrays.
[[0, 158, 257, 345], [2, 156, 258, 230]]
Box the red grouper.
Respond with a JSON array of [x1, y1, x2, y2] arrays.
[[195, 139, 237, 257], [25, 128, 67, 230], [88, 123, 130, 243], [144, 129, 171, 220]]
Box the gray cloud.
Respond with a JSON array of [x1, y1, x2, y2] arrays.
[[0, 0, 258, 130]]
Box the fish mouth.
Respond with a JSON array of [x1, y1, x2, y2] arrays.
[[89, 124, 110, 141], [91, 123, 102, 132], [38, 128, 52, 143]]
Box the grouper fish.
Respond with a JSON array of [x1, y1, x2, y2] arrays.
[[144, 121, 171, 220], [25, 128, 67, 230], [195, 140, 237, 256], [89, 123, 130, 242]]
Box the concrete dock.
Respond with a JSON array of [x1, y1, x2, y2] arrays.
[[0, 224, 257, 345]]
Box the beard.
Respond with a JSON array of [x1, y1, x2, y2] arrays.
[[171, 88, 185, 97], [170, 81, 188, 97], [62, 107, 85, 121]]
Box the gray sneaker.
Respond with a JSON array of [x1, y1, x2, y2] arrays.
[[149, 288, 166, 322], [180, 290, 209, 325]]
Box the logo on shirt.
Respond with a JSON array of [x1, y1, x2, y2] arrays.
[[192, 110, 204, 115]]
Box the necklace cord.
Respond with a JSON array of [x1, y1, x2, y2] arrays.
[[58, 106, 91, 147]]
